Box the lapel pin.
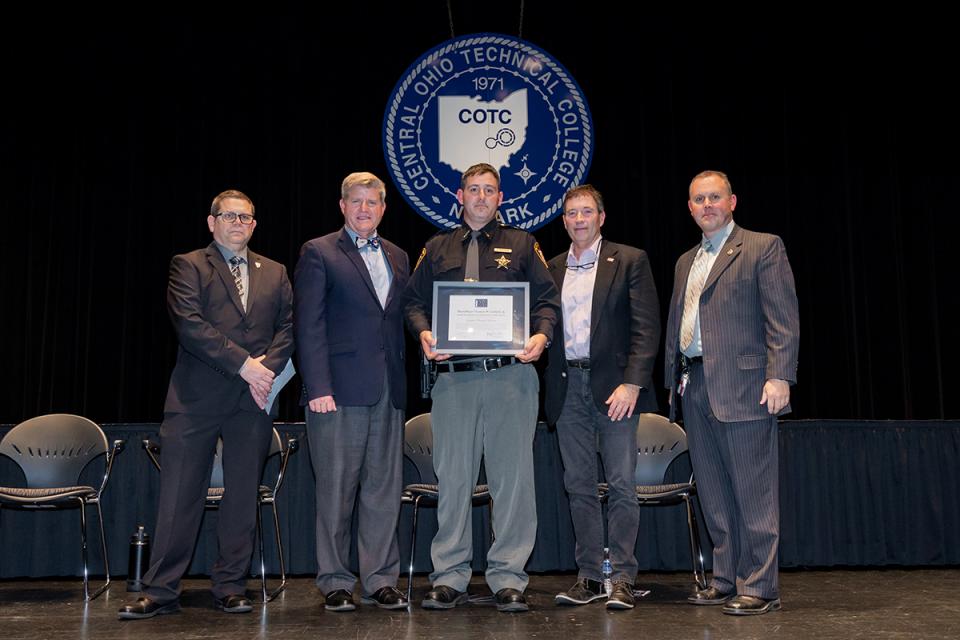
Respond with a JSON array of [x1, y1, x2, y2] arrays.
[[726, 249, 733, 255], [606, 257, 614, 262], [255, 261, 262, 268]]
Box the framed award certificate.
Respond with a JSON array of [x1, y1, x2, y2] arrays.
[[431, 281, 529, 355]]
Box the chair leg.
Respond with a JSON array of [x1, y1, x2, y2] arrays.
[[92, 501, 111, 599], [76, 498, 110, 600], [265, 501, 287, 602], [406, 498, 421, 603], [684, 494, 707, 590], [78, 497, 90, 601], [487, 500, 494, 543]]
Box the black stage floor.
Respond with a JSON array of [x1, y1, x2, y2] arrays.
[[1, 570, 957, 639]]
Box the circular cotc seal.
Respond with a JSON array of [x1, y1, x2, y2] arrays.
[[383, 33, 593, 231]]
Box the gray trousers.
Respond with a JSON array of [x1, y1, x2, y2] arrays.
[[681, 361, 780, 599], [429, 363, 539, 593], [556, 367, 639, 582], [305, 374, 404, 596]]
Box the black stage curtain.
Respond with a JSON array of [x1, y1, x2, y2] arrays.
[[1, 8, 957, 425], [2, 421, 957, 579]]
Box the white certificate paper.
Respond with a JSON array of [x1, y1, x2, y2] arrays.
[[265, 358, 295, 414], [447, 295, 513, 341]]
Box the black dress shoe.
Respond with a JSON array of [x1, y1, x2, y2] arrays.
[[494, 588, 529, 613], [215, 594, 253, 613], [361, 586, 409, 610], [421, 585, 469, 610], [117, 597, 181, 620], [324, 589, 356, 612], [687, 585, 734, 605], [722, 594, 781, 615]]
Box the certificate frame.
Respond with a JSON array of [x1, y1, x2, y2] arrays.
[[431, 281, 529, 355]]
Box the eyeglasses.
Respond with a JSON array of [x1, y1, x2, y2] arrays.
[[563, 208, 598, 219], [566, 261, 596, 271], [215, 211, 255, 225]]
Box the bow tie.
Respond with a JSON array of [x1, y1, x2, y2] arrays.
[[356, 236, 381, 250]]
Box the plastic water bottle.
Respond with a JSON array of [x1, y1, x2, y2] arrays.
[[601, 547, 613, 596]]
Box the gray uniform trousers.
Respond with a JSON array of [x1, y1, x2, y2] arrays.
[[306, 374, 404, 596], [429, 362, 539, 593], [556, 367, 639, 582], [681, 361, 780, 599]]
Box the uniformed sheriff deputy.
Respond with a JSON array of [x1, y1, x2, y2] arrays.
[[404, 163, 560, 613]]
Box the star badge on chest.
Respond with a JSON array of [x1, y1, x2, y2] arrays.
[[495, 255, 511, 269]]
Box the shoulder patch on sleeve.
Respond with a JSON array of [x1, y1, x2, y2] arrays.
[[414, 247, 427, 271], [533, 241, 548, 268]]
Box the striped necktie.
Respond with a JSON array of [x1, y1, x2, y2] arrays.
[[228, 255, 247, 310], [679, 241, 712, 351]]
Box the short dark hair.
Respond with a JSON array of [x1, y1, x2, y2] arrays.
[[210, 189, 255, 216], [563, 184, 605, 213], [460, 163, 500, 190]]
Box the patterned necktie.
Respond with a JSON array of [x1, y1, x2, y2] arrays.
[[679, 240, 712, 351], [356, 236, 381, 250], [464, 230, 481, 281], [228, 255, 247, 310]]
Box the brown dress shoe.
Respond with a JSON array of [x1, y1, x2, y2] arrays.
[[722, 594, 782, 615], [495, 588, 529, 613], [421, 585, 469, 610], [361, 586, 409, 610], [215, 594, 253, 613], [688, 585, 734, 605], [117, 597, 181, 620], [324, 589, 356, 612]]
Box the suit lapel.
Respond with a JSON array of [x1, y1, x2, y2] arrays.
[[673, 246, 698, 320], [206, 244, 246, 316], [245, 250, 263, 314], [337, 229, 380, 307], [703, 225, 743, 292], [548, 255, 567, 291], [547, 255, 568, 361], [590, 241, 619, 339], [382, 241, 402, 310]]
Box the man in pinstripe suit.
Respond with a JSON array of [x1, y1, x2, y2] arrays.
[[664, 171, 799, 615]]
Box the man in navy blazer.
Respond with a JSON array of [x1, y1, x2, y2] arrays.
[[294, 172, 410, 611], [544, 184, 660, 610], [119, 189, 294, 620], [665, 171, 799, 615]]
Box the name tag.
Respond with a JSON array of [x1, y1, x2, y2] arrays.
[[493, 248, 512, 253]]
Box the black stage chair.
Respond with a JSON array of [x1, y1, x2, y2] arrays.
[[599, 412, 707, 589], [0, 413, 124, 600]]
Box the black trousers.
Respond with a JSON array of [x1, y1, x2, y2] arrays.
[[142, 409, 273, 603]]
